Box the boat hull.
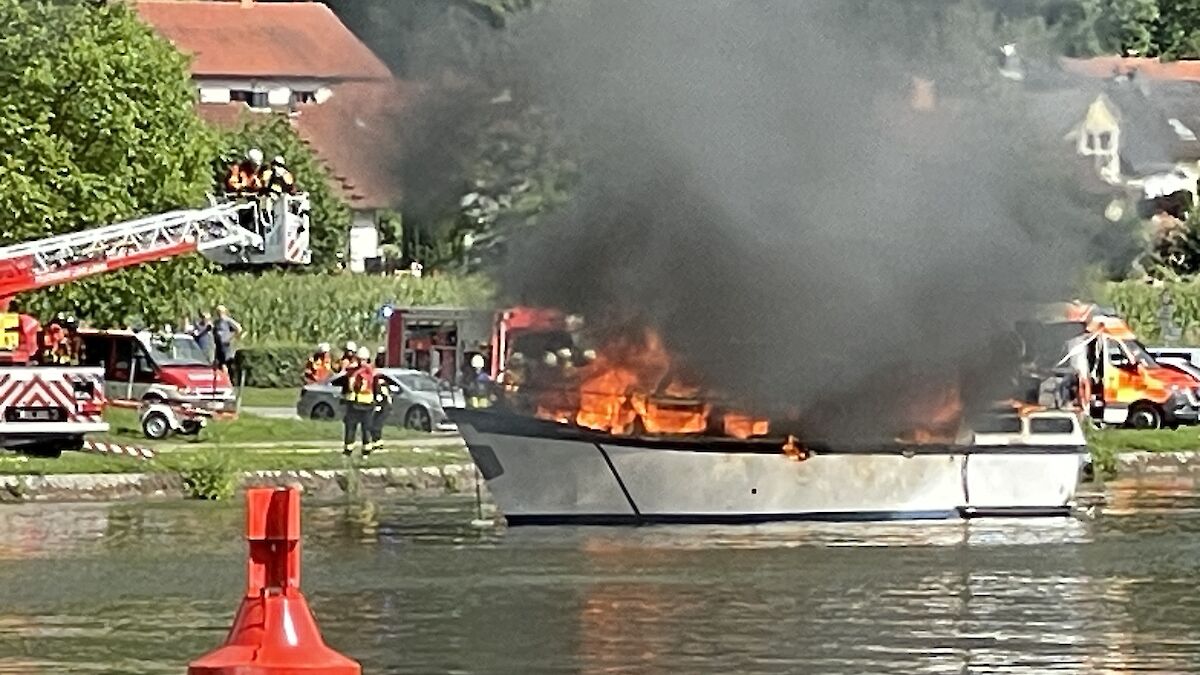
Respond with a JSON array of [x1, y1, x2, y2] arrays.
[[451, 409, 1088, 526]]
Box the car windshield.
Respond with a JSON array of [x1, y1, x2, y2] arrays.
[[1122, 339, 1159, 368], [145, 334, 210, 366], [397, 373, 439, 392]]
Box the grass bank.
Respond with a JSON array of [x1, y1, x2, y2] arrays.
[[99, 407, 428, 446], [238, 387, 298, 408]]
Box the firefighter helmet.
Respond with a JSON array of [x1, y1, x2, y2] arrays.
[[247, 148, 263, 165], [470, 354, 485, 370], [272, 155, 286, 167], [355, 346, 371, 360], [345, 341, 357, 352], [317, 342, 330, 353]]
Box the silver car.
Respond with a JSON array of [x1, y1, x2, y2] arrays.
[[296, 368, 454, 432]]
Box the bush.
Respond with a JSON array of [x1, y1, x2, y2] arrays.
[[233, 345, 311, 389], [178, 449, 238, 500]]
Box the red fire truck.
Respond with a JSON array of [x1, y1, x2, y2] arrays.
[[0, 195, 310, 456]]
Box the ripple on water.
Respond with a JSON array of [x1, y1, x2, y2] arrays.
[[0, 486, 1199, 673]]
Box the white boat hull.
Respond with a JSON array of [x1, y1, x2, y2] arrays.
[[451, 410, 1089, 525]]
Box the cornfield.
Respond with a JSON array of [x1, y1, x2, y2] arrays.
[[1101, 280, 1200, 344], [177, 272, 494, 347]]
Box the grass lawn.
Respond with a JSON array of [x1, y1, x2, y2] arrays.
[[99, 407, 428, 446], [237, 387, 299, 408]]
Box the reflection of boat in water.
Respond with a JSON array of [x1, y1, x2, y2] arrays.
[[450, 408, 1090, 526]]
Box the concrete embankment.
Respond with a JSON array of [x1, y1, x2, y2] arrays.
[[0, 463, 481, 502], [1114, 451, 1200, 477]]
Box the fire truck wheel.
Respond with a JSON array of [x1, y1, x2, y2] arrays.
[[404, 405, 432, 432], [311, 402, 336, 420], [142, 411, 173, 440], [1128, 404, 1162, 430]]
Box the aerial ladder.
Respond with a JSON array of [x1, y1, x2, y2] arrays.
[[0, 194, 311, 457], [0, 195, 311, 304]]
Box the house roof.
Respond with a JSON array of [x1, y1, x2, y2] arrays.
[[1062, 57, 1200, 83], [134, 1, 391, 81], [1024, 68, 1200, 174], [200, 82, 412, 210]]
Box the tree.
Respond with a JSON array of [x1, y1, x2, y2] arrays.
[[0, 0, 219, 327], [1156, 0, 1200, 59], [213, 116, 352, 270]]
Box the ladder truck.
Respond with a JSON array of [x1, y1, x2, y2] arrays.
[[0, 195, 311, 457]]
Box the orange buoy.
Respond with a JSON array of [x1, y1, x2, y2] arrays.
[[188, 487, 361, 675]]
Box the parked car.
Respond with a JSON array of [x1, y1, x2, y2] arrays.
[[296, 368, 454, 432]]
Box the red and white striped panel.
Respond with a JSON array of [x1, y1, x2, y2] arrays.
[[0, 371, 106, 423], [81, 440, 155, 461]]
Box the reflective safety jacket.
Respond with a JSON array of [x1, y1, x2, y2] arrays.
[[343, 365, 375, 405], [373, 374, 394, 408], [260, 166, 297, 195], [304, 354, 331, 383]]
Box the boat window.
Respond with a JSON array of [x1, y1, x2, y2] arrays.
[[972, 415, 1022, 433], [1029, 417, 1076, 434]]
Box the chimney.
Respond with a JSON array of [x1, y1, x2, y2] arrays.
[[910, 76, 936, 111]]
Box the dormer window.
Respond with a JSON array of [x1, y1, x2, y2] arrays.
[[230, 90, 269, 110]]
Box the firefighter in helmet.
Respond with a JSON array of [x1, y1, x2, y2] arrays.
[[341, 346, 375, 457], [368, 369, 395, 454], [338, 341, 359, 372], [304, 342, 332, 384], [224, 148, 263, 196], [260, 155, 297, 196], [465, 353, 493, 408]]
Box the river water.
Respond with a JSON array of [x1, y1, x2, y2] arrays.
[[0, 481, 1198, 674]]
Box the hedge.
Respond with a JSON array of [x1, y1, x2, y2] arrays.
[[174, 271, 493, 348], [231, 345, 312, 389]]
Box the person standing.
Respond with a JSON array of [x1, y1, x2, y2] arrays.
[[368, 370, 394, 456], [338, 341, 358, 372], [341, 346, 375, 457], [304, 343, 332, 383], [212, 305, 242, 374], [192, 312, 213, 360]]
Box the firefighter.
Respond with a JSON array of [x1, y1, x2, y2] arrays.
[[368, 370, 395, 455], [259, 156, 297, 196], [40, 314, 66, 364], [339, 341, 359, 372], [465, 353, 493, 408], [224, 148, 263, 195], [341, 346, 375, 457], [304, 343, 332, 383], [375, 345, 387, 368]]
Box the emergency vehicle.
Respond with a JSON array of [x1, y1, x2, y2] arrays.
[[78, 330, 236, 414], [0, 195, 310, 455], [1018, 303, 1200, 429]]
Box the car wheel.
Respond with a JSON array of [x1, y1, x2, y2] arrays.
[[1129, 404, 1162, 430], [311, 402, 336, 420], [142, 411, 172, 440], [404, 406, 432, 432]]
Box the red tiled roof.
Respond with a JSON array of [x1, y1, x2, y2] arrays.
[[135, 1, 391, 81], [201, 81, 414, 210], [1062, 56, 1200, 82]]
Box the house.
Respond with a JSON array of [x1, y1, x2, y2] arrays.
[[1026, 64, 1200, 215], [134, 0, 408, 272]]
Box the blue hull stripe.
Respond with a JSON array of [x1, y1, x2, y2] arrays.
[[503, 507, 1072, 526]]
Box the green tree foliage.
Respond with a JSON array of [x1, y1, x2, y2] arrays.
[[0, 0, 218, 326], [213, 115, 352, 270], [1156, 0, 1200, 58]]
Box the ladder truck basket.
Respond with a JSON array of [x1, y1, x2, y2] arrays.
[[0, 195, 311, 299]]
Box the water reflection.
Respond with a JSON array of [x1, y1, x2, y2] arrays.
[[0, 486, 1199, 673]]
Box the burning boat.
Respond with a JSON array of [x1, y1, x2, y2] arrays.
[[451, 308, 1090, 526]]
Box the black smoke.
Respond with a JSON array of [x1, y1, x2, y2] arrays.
[[477, 1, 1101, 441]]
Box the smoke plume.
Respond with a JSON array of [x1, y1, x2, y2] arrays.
[[424, 2, 1100, 440]]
